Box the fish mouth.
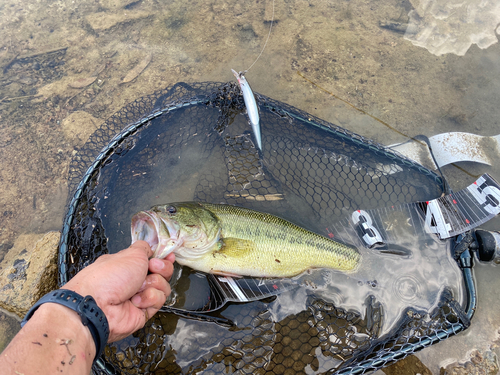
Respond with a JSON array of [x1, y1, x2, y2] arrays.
[[131, 211, 181, 258]]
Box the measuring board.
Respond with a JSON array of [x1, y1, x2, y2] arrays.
[[350, 174, 500, 247]]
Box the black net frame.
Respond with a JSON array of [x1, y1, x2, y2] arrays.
[[58, 82, 474, 375]]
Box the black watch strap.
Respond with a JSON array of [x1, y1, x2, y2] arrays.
[[21, 289, 109, 363]]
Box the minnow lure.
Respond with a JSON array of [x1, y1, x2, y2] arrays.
[[231, 69, 262, 151]]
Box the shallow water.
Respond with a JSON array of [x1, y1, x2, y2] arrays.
[[1, 0, 500, 373]]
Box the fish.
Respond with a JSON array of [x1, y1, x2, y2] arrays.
[[231, 69, 262, 151], [131, 202, 361, 278]]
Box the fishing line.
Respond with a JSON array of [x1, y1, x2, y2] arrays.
[[243, 0, 275, 73]]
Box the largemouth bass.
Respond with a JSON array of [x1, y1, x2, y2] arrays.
[[131, 202, 361, 278]]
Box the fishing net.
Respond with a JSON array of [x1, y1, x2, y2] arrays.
[[58, 81, 473, 374]]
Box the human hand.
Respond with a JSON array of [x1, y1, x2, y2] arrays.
[[64, 240, 175, 342]]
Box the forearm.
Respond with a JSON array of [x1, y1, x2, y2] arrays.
[[1, 303, 96, 375], [0, 242, 174, 374]]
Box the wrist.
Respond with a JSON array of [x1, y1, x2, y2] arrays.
[[21, 289, 110, 363], [64, 279, 106, 309], [35, 303, 97, 358], [2, 303, 97, 375]]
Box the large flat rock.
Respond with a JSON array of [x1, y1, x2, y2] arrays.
[[0, 232, 60, 318]]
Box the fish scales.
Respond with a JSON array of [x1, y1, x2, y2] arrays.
[[199, 203, 360, 277]]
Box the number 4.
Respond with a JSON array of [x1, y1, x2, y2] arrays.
[[423, 200, 451, 238]]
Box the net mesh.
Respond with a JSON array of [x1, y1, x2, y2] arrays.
[[58, 81, 470, 374]]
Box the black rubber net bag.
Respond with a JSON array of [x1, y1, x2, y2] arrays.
[[59, 81, 473, 374]]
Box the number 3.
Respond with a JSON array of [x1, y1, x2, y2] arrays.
[[352, 210, 384, 247]]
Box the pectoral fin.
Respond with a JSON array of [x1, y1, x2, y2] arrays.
[[205, 237, 262, 277], [216, 237, 257, 258]]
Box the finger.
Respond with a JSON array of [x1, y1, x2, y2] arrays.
[[165, 253, 175, 263], [138, 273, 171, 294], [128, 240, 154, 259], [131, 287, 169, 311], [149, 258, 175, 281]]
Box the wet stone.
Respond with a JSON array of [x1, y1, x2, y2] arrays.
[[155, 359, 167, 369], [7, 259, 28, 281], [318, 330, 329, 342], [224, 354, 235, 365], [0, 311, 20, 352], [0, 232, 59, 317], [86, 10, 151, 31], [382, 354, 432, 375], [297, 312, 309, 323], [440, 349, 499, 375]]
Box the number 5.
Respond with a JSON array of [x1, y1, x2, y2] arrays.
[[467, 176, 500, 215]]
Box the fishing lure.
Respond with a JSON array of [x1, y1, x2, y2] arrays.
[[232, 69, 262, 151]]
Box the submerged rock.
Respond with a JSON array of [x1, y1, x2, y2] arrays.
[[86, 10, 151, 32], [441, 350, 499, 375], [61, 110, 101, 146], [0, 311, 21, 352], [0, 232, 60, 318], [382, 354, 432, 375]]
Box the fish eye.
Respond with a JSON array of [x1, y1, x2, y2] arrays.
[[166, 206, 177, 214]]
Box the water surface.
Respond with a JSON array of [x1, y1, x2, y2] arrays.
[[1, 0, 500, 372]]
